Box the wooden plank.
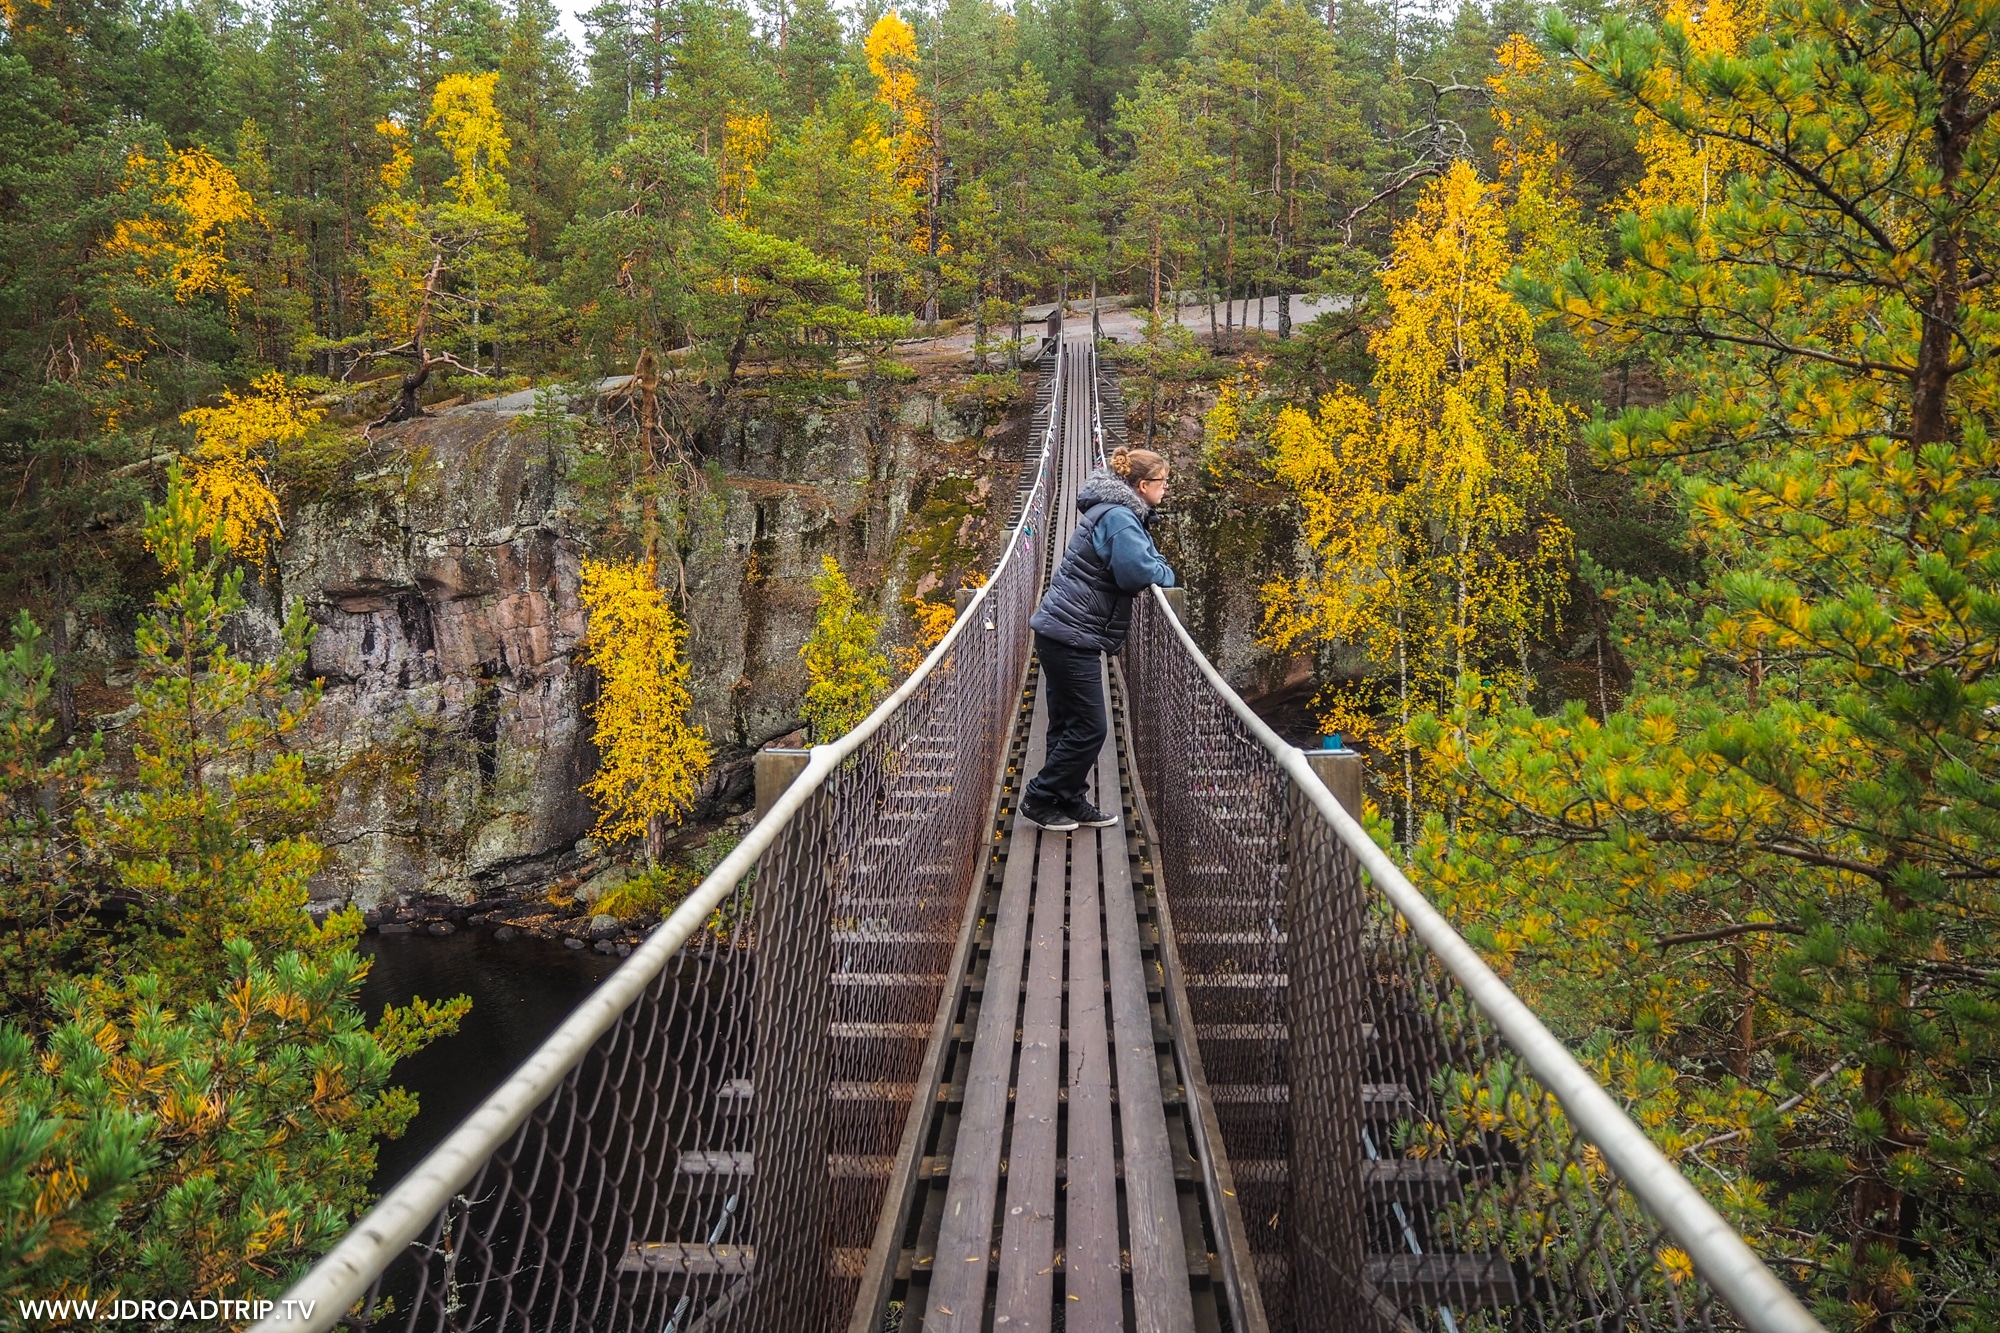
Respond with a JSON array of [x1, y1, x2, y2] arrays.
[[714, 1078, 753, 1115], [1098, 732, 1196, 1333], [1176, 931, 1288, 947], [618, 1243, 755, 1276], [677, 1150, 753, 1176], [830, 973, 949, 989], [1064, 800, 1121, 1329], [1359, 1158, 1462, 1200], [994, 794, 1068, 1327], [1182, 973, 1288, 989], [921, 690, 1051, 1333], [1219, 1158, 1459, 1199], [829, 1022, 934, 1039], [831, 931, 956, 946], [830, 1082, 917, 1102], [1363, 1253, 1520, 1306], [1192, 1024, 1286, 1041]]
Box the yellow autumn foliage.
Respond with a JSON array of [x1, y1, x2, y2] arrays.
[[578, 559, 711, 844], [1618, 0, 1759, 220], [864, 10, 940, 275], [106, 147, 262, 310], [896, 596, 960, 675], [1487, 35, 1597, 286], [95, 148, 263, 390], [427, 71, 512, 210], [177, 373, 323, 564], [865, 12, 927, 193], [802, 556, 891, 741], [719, 111, 772, 219], [361, 119, 436, 352], [1257, 160, 1573, 822]]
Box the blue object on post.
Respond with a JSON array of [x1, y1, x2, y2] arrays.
[[1321, 733, 1346, 753]]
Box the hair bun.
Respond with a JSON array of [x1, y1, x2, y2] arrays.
[[1109, 445, 1166, 485]]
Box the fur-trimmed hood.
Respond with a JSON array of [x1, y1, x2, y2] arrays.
[[1076, 465, 1151, 522]]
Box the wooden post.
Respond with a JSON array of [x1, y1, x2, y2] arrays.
[[954, 587, 978, 621], [1287, 747, 1369, 1320], [1160, 587, 1188, 625], [1310, 747, 1363, 821], [755, 748, 810, 822], [750, 785, 833, 1331]]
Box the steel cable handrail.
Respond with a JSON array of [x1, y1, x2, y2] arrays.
[[254, 351, 1066, 1333], [1130, 582, 1824, 1333]]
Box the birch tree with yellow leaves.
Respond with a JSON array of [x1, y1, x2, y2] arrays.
[[802, 555, 891, 741], [95, 147, 264, 401], [352, 72, 531, 423], [865, 10, 939, 317], [1253, 159, 1572, 835], [577, 557, 710, 861], [177, 373, 324, 566]]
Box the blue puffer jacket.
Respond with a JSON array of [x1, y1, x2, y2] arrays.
[[1029, 466, 1178, 653]]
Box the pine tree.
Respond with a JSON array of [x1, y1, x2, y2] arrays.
[[497, 0, 585, 263], [1408, 3, 2000, 1325], [0, 472, 469, 1304], [1114, 72, 1209, 315], [0, 614, 103, 1023], [566, 115, 906, 458], [946, 65, 1099, 349], [772, 0, 849, 116], [95, 470, 329, 993]]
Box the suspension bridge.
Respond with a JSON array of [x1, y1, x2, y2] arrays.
[[257, 324, 1826, 1333]]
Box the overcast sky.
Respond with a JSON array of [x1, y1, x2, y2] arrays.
[[554, 1, 593, 54]]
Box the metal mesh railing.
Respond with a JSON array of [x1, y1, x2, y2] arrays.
[[1121, 588, 1824, 1333], [257, 354, 1062, 1333]]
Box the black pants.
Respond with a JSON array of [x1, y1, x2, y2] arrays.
[[1024, 633, 1106, 809]]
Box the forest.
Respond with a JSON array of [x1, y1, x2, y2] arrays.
[[3, 0, 1999, 1323]]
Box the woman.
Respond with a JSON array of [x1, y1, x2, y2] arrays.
[[1020, 445, 1177, 830]]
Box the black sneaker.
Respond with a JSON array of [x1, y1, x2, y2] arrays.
[[1065, 798, 1119, 828], [1019, 797, 1079, 831]]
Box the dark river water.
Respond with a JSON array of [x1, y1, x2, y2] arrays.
[[357, 926, 626, 1190]]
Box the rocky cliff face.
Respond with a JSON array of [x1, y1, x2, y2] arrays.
[[281, 371, 1022, 909]]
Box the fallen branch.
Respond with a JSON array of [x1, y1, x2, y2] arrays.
[[108, 452, 176, 479], [1655, 921, 1805, 949]]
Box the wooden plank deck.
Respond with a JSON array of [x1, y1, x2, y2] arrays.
[[1098, 729, 1196, 1333], [921, 698, 1049, 1333], [917, 685, 1196, 1332], [993, 786, 1067, 1324], [1066, 771, 1121, 1326]]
